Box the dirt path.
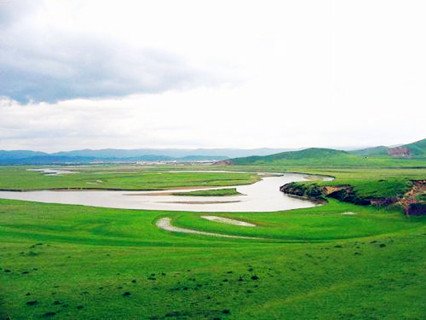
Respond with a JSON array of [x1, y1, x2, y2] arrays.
[[156, 217, 259, 239], [201, 215, 256, 227]]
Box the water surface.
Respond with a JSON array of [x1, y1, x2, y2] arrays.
[[0, 173, 320, 212]]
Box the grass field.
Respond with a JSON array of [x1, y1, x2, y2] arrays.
[[202, 166, 425, 200], [0, 165, 425, 319], [231, 140, 426, 168], [0, 165, 423, 200], [226, 144, 426, 203], [0, 167, 259, 191], [1, 199, 425, 319]]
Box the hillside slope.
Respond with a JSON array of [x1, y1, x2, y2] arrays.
[[403, 138, 426, 156], [351, 138, 426, 158], [231, 139, 426, 167], [232, 148, 355, 165], [351, 146, 388, 156]]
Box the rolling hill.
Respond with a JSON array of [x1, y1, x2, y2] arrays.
[[351, 138, 426, 158], [230, 138, 426, 167], [231, 148, 356, 165], [0, 150, 48, 160], [403, 138, 426, 156], [350, 146, 388, 156]]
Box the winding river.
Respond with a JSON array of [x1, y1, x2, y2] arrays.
[[0, 173, 326, 212]]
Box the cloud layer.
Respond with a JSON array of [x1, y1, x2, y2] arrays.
[[0, 1, 230, 102], [0, 0, 425, 150]]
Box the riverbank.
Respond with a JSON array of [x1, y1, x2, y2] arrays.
[[280, 179, 426, 215]]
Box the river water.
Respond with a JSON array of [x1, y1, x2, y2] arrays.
[[0, 173, 323, 212]]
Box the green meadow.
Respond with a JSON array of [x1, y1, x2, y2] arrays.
[[2, 1, 425, 319], [202, 166, 425, 200], [0, 167, 259, 191], [0, 164, 425, 319]]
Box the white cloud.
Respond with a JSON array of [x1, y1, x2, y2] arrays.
[[0, 1, 238, 102], [0, 0, 425, 150]]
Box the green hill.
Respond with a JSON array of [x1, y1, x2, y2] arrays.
[[403, 138, 426, 156], [264, 148, 348, 160], [350, 138, 426, 158], [351, 146, 388, 156], [230, 139, 426, 167], [231, 148, 360, 166]]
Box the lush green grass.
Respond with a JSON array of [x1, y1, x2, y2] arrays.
[[292, 168, 425, 199], [1, 164, 425, 319], [172, 188, 241, 197], [231, 146, 426, 167], [416, 193, 426, 202], [231, 138, 426, 166], [0, 198, 425, 319], [350, 138, 426, 157], [0, 167, 259, 191], [403, 138, 426, 156], [4, 163, 420, 200], [289, 174, 414, 199], [206, 165, 426, 199], [175, 200, 424, 240], [227, 152, 426, 206]]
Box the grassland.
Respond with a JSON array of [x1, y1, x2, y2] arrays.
[[0, 164, 425, 319], [1, 198, 425, 320], [289, 168, 424, 199], [0, 167, 259, 191], [172, 188, 241, 197], [231, 148, 426, 168], [227, 143, 426, 203], [198, 165, 425, 200], [232, 139, 426, 168]]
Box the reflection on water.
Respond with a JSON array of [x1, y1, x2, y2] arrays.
[[0, 173, 323, 212]]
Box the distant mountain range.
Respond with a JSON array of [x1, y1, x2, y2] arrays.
[[1, 139, 424, 165], [0, 148, 290, 165]]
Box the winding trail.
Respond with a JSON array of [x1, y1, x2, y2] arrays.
[[156, 217, 260, 239], [201, 215, 256, 227]]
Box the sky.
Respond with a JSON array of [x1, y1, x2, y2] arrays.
[[0, 0, 425, 152]]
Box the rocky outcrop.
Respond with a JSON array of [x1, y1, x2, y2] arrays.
[[280, 180, 426, 215], [280, 182, 371, 205], [326, 187, 371, 205], [399, 180, 426, 215], [279, 182, 323, 199], [406, 203, 426, 215], [370, 197, 398, 207]]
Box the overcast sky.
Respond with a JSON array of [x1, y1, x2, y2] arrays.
[[0, 0, 425, 151]]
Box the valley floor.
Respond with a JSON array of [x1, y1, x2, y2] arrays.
[[0, 165, 425, 319]]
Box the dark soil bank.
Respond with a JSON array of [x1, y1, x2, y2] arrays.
[[280, 181, 425, 215]]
